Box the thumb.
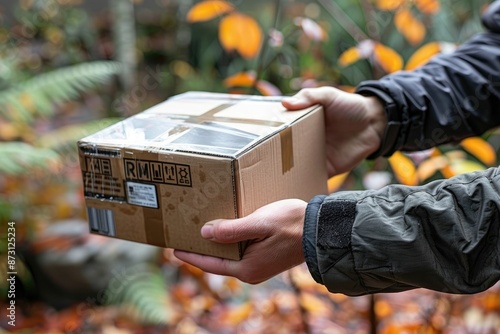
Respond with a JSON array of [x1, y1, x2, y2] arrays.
[[201, 217, 268, 243], [282, 87, 341, 110]]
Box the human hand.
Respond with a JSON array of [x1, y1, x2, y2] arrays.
[[174, 199, 307, 284], [282, 87, 387, 177]]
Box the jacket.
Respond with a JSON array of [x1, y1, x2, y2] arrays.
[[304, 0, 500, 296]]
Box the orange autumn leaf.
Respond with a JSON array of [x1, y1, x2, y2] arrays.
[[376, 0, 405, 11], [405, 42, 441, 70], [375, 299, 393, 318], [432, 148, 454, 178], [0, 122, 19, 140], [186, 0, 234, 23], [460, 137, 497, 166], [415, 0, 440, 14], [338, 46, 362, 67], [338, 85, 356, 93], [219, 12, 263, 59], [221, 302, 253, 325], [290, 266, 326, 290], [223, 71, 256, 87], [374, 43, 403, 73], [481, 292, 500, 312], [223, 72, 281, 96], [327, 172, 349, 192], [381, 323, 424, 334], [300, 292, 330, 315], [395, 9, 426, 45], [417, 155, 448, 181], [388, 151, 418, 186]]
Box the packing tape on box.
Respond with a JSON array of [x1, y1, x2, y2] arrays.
[[179, 102, 294, 174]]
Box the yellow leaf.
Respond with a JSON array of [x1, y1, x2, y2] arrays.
[[19, 92, 36, 113], [395, 9, 426, 45], [374, 43, 403, 73], [219, 12, 263, 59], [445, 150, 466, 161], [405, 42, 441, 70], [449, 159, 486, 176], [415, 0, 440, 14], [186, 0, 234, 23], [338, 85, 356, 93], [289, 266, 321, 290], [432, 148, 455, 179], [224, 74, 282, 96], [327, 172, 349, 192], [223, 71, 256, 87], [338, 46, 362, 67], [416, 155, 448, 182], [375, 0, 404, 11], [460, 137, 497, 166], [301, 292, 329, 315], [388, 151, 418, 186], [221, 302, 253, 325], [0, 122, 20, 141]]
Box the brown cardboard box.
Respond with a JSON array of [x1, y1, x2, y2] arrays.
[[78, 92, 327, 260]]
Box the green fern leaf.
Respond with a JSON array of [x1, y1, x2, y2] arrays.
[[37, 118, 122, 154], [0, 142, 60, 175], [0, 61, 122, 121], [105, 265, 173, 325]]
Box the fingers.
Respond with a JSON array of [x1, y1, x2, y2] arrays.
[[202, 216, 269, 243], [173, 250, 240, 277], [282, 87, 340, 110]]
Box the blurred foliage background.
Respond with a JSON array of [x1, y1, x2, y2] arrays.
[[0, 0, 499, 333]]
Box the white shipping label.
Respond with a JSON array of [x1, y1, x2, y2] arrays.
[[126, 181, 158, 208]]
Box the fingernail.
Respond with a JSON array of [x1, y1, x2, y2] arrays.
[[201, 224, 214, 239]]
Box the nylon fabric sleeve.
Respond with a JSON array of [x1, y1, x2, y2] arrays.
[[305, 168, 500, 296], [303, 195, 326, 284], [356, 2, 500, 158]]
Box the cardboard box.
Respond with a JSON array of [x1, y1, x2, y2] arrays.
[[78, 92, 327, 260]]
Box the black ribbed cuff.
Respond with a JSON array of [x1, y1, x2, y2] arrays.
[[303, 195, 326, 284]]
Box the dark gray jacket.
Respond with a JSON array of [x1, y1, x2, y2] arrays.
[[304, 1, 500, 296]]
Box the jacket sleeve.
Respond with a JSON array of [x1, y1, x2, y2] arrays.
[[356, 1, 500, 158], [303, 167, 500, 296], [302, 2, 500, 296]]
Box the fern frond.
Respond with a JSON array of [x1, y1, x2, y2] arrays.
[[0, 61, 122, 122], [37, 118, 122, 154], [0, 55, 20, 90], [105, 265, 173, 325], [0, 142, 60, 175]]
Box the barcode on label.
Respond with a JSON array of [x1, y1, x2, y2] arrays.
[[87, 207, 116, 236]]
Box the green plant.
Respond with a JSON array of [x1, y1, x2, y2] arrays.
[[104, 265, 173, 325], [0, 12, 122, 300]]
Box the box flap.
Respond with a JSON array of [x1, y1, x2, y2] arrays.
[[79, 92, 317, 158]]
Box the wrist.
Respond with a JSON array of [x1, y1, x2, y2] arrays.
[[363, 96, 387, 158]]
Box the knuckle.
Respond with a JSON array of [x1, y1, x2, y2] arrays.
[[300, 88, 315, 100]]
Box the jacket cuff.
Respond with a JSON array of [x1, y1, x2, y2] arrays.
[[355, 85, 405, 159], [303, 195, 326, 284], [304, 194, 366, 295], [313, 195, 370, 296]]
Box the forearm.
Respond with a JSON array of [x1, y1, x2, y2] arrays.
[[304, 167, 500, 296]]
